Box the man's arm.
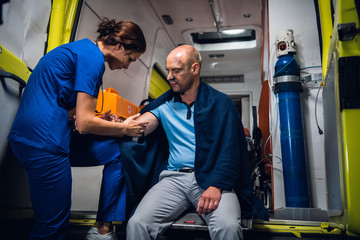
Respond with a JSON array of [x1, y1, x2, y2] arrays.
[[138, 112, 159, 136], [74, 92, 148, 137]]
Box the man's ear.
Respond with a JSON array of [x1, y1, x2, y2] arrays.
[[192, 62, 200, 75]]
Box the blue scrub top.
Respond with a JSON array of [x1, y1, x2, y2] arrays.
[[150, 97, 196, 170], [8, 38, 105, 154]]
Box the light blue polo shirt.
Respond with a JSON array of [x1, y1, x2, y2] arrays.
[[150, 95, 195, 171]]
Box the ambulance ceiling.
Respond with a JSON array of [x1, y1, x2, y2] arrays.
[[148, 0, 263, 77], [82, 0, 263, 79]]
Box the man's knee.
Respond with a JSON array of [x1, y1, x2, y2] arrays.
[[127, 214, 140, 228], [223, 220, 242, 232], [212, 218, 241, 231], [208, 215, 242, 239], [127, 213, 148, 232]]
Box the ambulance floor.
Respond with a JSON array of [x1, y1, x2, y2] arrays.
[[0, 217, 353, 240]]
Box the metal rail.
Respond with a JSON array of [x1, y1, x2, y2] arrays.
[[209, 0, 221, 35]]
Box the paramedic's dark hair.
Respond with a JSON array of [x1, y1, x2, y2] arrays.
[[97, 17, 146, 53]]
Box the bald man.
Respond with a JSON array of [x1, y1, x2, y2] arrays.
[[125, 45, 265, 240]]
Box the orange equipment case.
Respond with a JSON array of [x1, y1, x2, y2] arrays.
[[95, 88, 140, 120]]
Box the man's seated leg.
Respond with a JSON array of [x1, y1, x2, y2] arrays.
[[201, 190, 243, 240], [126, 171, 194, 240]]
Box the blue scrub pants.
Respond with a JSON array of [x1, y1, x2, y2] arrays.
[[10, 133, 125, 240], [70, 133, 126, 222]]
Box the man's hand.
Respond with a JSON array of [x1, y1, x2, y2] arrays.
[[196, 186, 222, 215]]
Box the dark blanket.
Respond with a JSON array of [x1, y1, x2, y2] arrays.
[[119, 82, 268, 221]]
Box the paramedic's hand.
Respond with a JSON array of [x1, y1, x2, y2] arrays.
[[101, 110, 119, 122], [68, 107, 76, 119], [68, 108, 84, 133], [197, 186, 222, 215], [123, 113, 148, 137]]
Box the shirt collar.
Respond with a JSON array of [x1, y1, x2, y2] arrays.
[[172, 92, 195, 119], [173, 92, 195, 105], [173, 92, 182, 103]]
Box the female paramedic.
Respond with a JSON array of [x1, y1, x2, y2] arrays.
[[7, 18, 147, 240]]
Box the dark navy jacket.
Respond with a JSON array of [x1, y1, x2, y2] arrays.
[[119, 82, 268, 221]]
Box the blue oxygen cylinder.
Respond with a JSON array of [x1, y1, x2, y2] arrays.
[[274, 29, 310, 208]]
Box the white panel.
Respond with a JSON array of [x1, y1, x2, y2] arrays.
[[102, 62, 149, 105], [74, 4, 100, 42], [151, 28, 176, 72], [241, 96, 250, 130], [322, 61, 342, 215], [208, 69, 261, 112], [0, 79, 19, 159], [71, 167, 103, 211], [0, 0, 50, 209], [0, 78, 31, 208], [268, 0, 326, 210], [0, 0, 51, 69], [84, 0, 163, 68], [140, 28, 175, 100], [301, 86, 326, 209]]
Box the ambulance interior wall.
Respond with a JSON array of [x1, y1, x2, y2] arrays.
[[268, 0, 326, 210], [0, 78, 32, 209], [0, 0, 51, 210], [322, 60, 342, 216], [0, 0, 328, 215]]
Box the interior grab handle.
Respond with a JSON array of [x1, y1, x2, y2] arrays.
[[0, 68, 26, 88], [0, 68, 26, 98]]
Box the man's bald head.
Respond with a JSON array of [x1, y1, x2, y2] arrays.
[[167, 45, 202, 69]]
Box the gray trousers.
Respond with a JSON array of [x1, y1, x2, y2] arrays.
[[126, 170, 243, 240]]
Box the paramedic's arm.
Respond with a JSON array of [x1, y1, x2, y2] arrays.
[[75, 92, 148, 137], [137, 112, 159, 136]]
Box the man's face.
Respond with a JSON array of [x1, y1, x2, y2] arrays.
[[165, 52, 194, 94]]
